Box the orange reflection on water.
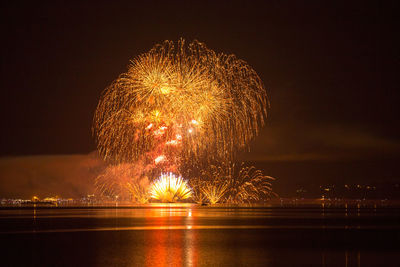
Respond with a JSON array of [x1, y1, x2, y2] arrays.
[[144, 207, 197, 266]]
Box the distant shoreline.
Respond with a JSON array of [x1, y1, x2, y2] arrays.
[[1, 198, 400, 209]]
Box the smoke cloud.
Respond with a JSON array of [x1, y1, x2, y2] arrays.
[[0, 152, 105, 199]]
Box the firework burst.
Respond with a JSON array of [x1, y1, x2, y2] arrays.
[[226, 164, 277, 204], [93, 39, 268, 168], [201, 180, 229, 205], [196, 162, 276, 204], [149, 173, 192, 203]]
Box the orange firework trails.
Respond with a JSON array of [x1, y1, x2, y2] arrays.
[[93, 39, 269, 202], [93, 39, 268, 171]]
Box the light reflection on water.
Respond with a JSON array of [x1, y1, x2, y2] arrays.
[[0, 205, 399, 266], [141, 206, 196, 267]]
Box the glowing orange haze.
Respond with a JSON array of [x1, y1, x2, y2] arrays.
[[0, 153, 104, 198]]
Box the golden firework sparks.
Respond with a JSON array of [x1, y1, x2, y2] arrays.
[[149, 173, 192, 203], [93, 39, 268, 167], [194, 162, 277, 204]]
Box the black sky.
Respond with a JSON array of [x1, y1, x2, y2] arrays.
[[0, 1, 399, 195]]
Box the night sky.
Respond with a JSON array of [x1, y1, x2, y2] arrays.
[[0, 1, 399, 197]]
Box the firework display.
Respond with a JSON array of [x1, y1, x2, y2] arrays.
[[149, 173, 192, 202], [93, 39, 275, 204], [93, 39, 268, 168], [194, 162, 276, 204], [225, 164, 276, 203], [201, 180, 230, 205]]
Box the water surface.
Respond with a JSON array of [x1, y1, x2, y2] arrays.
[[0, 205, 399, 266]]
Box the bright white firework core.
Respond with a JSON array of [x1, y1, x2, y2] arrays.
[[149, 173, 192, 202]]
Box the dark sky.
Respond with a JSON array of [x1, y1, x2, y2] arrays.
[[0, 1, 399, 196]]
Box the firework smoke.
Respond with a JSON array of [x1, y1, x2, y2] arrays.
[[95, 163, 150, 203]]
